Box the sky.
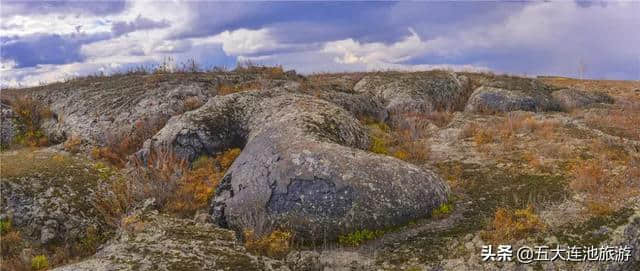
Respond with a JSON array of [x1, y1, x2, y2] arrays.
[[1, 1, 639, 87]]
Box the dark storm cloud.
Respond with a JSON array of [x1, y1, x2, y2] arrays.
[[171, 2, 403, 43]]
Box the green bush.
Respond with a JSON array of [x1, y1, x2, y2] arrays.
[[432, 203, 454, 218], [0, 219, 10, 234]]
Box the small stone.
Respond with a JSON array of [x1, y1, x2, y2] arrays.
[[544, 236, 558, 245], [464, 241, 475, 251], [40, 227, 56, 244]]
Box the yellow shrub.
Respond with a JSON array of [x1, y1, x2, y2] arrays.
[[483, 206, 546, 243], [370, 136, 389, 155], [31, 255, 49, 270], [243, 229, 292, 258], [392, 149, 409, 160]]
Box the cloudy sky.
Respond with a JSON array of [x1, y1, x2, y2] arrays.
[[1, 1, 639, 87]]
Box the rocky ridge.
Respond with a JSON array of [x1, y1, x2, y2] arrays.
[[1, 70, 638, 270]]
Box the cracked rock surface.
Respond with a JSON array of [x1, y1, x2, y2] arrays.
[[141, 88, 450, 241]]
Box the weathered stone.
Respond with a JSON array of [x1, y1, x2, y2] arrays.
[[53, 211, 289, 271], [0, 149, 112, 247], [0, 103, 22, 148], [464, 86, 558, 113], [24, 73, 297, 149], [353, 71, 472, 127], [551, 88, 613, 111], [140, 88, 450, 241]]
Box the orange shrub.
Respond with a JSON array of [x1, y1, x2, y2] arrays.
[[166, 148, 241, 216], [93, 116, 168, 167], [483, 206, 546, 243]]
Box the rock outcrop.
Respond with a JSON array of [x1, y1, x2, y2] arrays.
[[464, 86, 559, 113], [0, 103, 21, 148], [54, 203, 289, 271], [353, 71, 472, 127], [0, 149, 112, 246], [25, 73, 296, 147], [140, 88, 450, 241], [551, 88, 614, 111]]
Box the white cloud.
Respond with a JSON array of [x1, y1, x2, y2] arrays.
[[192, 28, 283, 56], [323, 28, 433, 65]]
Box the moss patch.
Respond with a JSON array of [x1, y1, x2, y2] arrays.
[[376, 162, 570, 264], [554, 207, 634, 247]]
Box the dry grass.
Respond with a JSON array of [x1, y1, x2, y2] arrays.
[[128, 148, 188, 208], [183, 96, 204, 111], [0, 219, 29, 271], [217, 80, 263, 96], [569, 156, 639, 216], [93, 163, 134, 227], [93, 146, 242, 225], [9, 95, 53, 147], [0, 149, 72, 178], [243, 229, 293, 259], [541, 77, 640, 100], [393, 111, 454, 139], [482, 206, 546, 243], [580, 102, 640, 141], [91, 115, 168, 167], [121, 213, 147, 233], [366, 120, 430, 163], [461, 113, 560, 154], [234, 62, 286, 79], [165, 148, 241, 216], [63, 134, 84, 153]]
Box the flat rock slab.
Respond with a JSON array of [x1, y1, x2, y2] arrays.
[[53, 211, 289, 271]]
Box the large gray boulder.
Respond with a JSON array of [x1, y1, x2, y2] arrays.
[[22, 73, 296, 147], [551, 88, 613, 111], [140, 88, 450, 241], [464, 86, 558, 113], [353, 71, 472, 127]]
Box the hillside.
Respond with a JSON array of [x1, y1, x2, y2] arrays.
[[1, 68, 639, 271]]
